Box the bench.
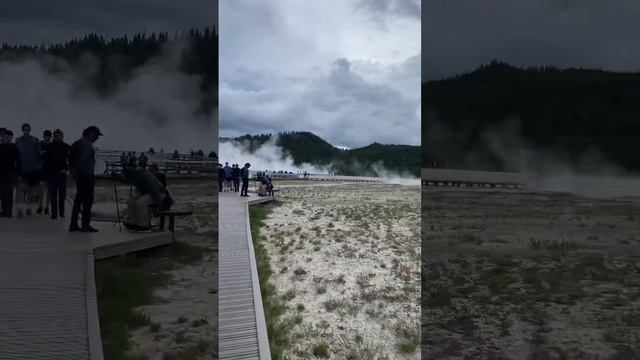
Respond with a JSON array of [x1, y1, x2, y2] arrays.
[[148, 207, 193, 239]]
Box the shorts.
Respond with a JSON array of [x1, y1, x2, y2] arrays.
[[22, 170, 43, 186]]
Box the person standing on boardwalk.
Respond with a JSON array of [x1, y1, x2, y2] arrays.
[[240, 162, 251, 197], [217, 163, 224, 192], [39, 129, 53, 215], [43, 129, 70, 219], [223, 162, 232, 191], [68, 125, 102, 232], [232, 164, 240, 192], [0, 129, 20, 218], [14, 123, 42, 218]]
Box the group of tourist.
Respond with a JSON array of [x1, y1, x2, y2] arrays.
[[217, 162, 274, 197], [120, 151, 149, 170], [0, 123, 102, 232], [218, 162, 251, 196], [0, 123, 174, 233]]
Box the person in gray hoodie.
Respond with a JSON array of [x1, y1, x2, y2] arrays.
[[68, 125, 102, 232]]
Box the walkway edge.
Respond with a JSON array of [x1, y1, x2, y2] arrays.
[[245, 199, 272, 360], [86, 253, 105, 360]]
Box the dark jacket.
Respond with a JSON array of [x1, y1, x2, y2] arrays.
[[232, 167, 240, 180], [122, 169, 165, 203], [0, 143, 20, 174], [69, 137, 95, 176], [43, 141, 70, 174], [155, 173, 167, 189], [241, 167, 250, 180]]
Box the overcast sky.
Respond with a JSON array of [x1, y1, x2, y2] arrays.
[[424, 0, 640, 81], [219, 0, 421, 148], [0, 0, 216, 44]]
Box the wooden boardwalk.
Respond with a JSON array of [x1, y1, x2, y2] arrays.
[[422, 168, 529, 188], [218, 192, 272, 360], [0, 216, 172, 360]]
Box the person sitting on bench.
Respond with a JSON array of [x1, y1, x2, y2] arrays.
[[119, 167, 168, 231]]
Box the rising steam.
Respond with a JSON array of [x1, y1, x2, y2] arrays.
[[0, 40, 217, 153], [219, 135, 420, 185]]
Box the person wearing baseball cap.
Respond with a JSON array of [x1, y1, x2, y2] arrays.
[[68, 125, 102, 232], [240, 162, 251, 197]]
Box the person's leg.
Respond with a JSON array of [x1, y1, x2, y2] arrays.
[[127, 196, 138, 224], [35, 174, 45, 213], [135, 194, 154, 226], [81, 175, 95, 229], [70, 176, 83, 229], [15, 177, 24, 217], [47, 174, 58, 219], [26, 175, 38, 215], [43, 178, 49, 214], [0, 175, 9, 216], [59, 173, 68, 218]]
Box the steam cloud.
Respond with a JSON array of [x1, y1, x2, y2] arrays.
[[0, 40, 217, 153], [219, 136, 420, 186], [427, 113, 640, 195]]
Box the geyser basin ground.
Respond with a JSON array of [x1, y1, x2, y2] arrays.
[[422, 187, 640, 359], [257, 182, 421, 359]]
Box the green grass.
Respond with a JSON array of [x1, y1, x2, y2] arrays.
[[250, 200, 301, 360], [95, 241, 209, 360], [312, 342, 330, 358]]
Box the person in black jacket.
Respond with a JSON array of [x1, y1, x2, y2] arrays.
[[232, 164, 240, 192], [39, 129, 52, 215], [43, 129, 70, 219], [0, 129, 20, 217], [69, 125, 102, 232], [240, 163, 251, 197]]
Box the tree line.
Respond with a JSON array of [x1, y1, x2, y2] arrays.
[[423, 60, 640, 173], [223, 131, 420, 177], [1, 27, 218, 115]]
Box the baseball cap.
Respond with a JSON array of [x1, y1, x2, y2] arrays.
[[84, 126, 103, 136]]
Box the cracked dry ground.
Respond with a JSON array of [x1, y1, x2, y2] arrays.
[[263, 183, 421, 359], [422, 188, 640, 360]]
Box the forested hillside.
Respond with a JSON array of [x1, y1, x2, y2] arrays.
[[423, 60, 640, 173], [0, 27, 218, 115], [222, 131, 420, 177]]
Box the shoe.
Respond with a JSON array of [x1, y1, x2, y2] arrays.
[[69, 224, 81, 232], [17, 210, 24, 218], [81, 226, 99, 233], [26, 209, 32, 216], [44, 208, 50, 215], [36, 207, 43, 214], [51, 215, 58, 220]]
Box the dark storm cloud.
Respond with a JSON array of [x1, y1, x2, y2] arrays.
[[0, 0, 217, 44], [423, 0, 640, 80]]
